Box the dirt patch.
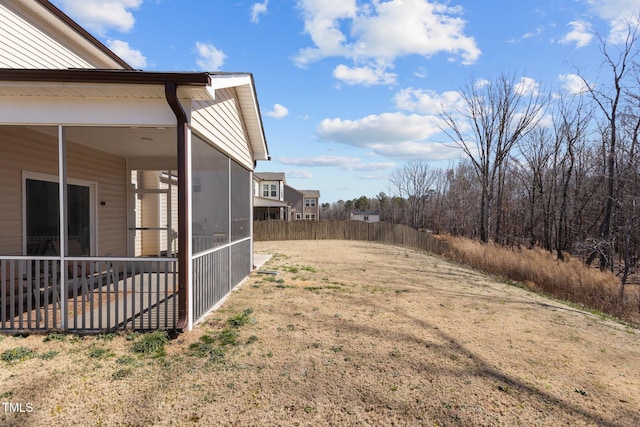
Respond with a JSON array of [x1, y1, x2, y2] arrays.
[[0, 240, 638, 426]]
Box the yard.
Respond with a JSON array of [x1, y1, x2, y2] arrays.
[[1, 240, 638, 426]]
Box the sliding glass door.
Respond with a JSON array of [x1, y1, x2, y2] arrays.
[[24, 175, 94, 256]]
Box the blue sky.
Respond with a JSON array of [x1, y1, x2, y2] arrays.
[[52, 0, 640, 203]]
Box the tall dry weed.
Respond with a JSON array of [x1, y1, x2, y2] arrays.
[[444, 236, 639, 325]]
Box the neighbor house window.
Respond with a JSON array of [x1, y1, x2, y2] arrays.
[[305, 214, 316, 220], [364, 216, 369, 221], [295, 213, 301, 220], [262, 184, 269, 197], [305, 198, 316, 207], [270, 184, 277, 197]]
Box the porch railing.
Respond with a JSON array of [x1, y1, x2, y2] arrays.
[[192, 237, 251, 323], [0, 256, 177, 332]]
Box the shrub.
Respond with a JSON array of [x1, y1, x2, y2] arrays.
[[445, 236, 638, 324]]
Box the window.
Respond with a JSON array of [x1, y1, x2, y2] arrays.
[[24, 173, 95, 256], [305, 214, 316, 220], [364, 216, 369, 221], [305, 198, 316, 207], [262, 184, 269, 197], [270, 184, 277, 198], [295, 213, 301, 220]]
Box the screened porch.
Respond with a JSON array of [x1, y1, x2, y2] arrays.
[[0, 123, 253, 332]]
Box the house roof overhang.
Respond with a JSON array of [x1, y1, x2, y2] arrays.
[[253, 196, 290, 208], [0, 69, 270, 162]]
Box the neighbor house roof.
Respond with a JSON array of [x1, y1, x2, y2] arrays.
[[253, 196, 290, 208], [255, 172, 286, 182], [299, 190, 320, 198]]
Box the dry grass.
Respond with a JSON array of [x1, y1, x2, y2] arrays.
[[0, 240, 639, 426], [444, 236, 640, 325]]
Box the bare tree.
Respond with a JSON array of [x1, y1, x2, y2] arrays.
[[389, 161, 438, 229], [548, 92, 593, 260], [580, 22, 640, 270], [441, 73, 548, 243]]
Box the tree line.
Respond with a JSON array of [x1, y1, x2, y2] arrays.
[[321, 23, 640, 293]]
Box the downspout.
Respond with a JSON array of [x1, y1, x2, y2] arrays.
[[165, 82, 189, 330]]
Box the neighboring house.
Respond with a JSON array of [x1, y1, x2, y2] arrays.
[[350, 211, 381, 223], [253, 172, 290, 220], [0, 0, 269, 332], [287, 188, 320, 220], [253, 173, 320, 221]]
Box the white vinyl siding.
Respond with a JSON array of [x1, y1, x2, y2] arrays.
[[190, 87, 254, 170], [0, 126, 127, 256]]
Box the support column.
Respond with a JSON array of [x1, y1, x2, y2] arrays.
[[58, 125, 68, 329]]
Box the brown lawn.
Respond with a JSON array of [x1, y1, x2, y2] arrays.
[[0, 240, 638, 426]]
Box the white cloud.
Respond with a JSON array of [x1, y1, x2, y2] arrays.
[[523, 26, 545, 40], [251, 1, 269, 23], [560, 20, 593, 48], [295, 0, 480, 85], [106, 39, 147, 68], [195, 42, 226, 70], [354, 0, 480, 63], [288, 169, 314, 179], [265, 104, 289, 119], [585, 0, 640, 43], [333, 64, 397, 86], [394, 88, 463, 114], [558, 73, 591, 94], [318, 112, 440, 144], [316, 112, 455, 159], [295, 0, 357, 65], [55, 0, 142, 36], [473, 78, 490, 89], [279, 155, 396, 171], [515, 76, 540, 96]]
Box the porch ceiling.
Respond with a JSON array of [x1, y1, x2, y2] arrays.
[[30, 125, 177, 160]]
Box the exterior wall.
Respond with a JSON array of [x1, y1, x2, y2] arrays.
[[0, 2, 98, 69], [259, 180, 283, 200], [302, 197, 319, 219], [351, 213, 380, 223], [191, 87, 254, 170], [0, 126, 127, 256], [284, 185, 303, 219]]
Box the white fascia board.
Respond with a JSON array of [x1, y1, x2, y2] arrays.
[[0, 96, 176, 126], [207, 73, 252, 90], [177, 85, 215, 101]]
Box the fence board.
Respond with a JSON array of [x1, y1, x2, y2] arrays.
[[253, 220, 448, 255]]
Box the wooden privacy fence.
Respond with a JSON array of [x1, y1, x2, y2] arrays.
[[253, 220, 449, 256]]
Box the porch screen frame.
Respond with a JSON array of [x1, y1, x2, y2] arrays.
[[21, 170, 98, 256]]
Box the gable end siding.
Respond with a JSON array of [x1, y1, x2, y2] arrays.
[[190, 87, 254, 170], [0, 3, 96, 69]]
